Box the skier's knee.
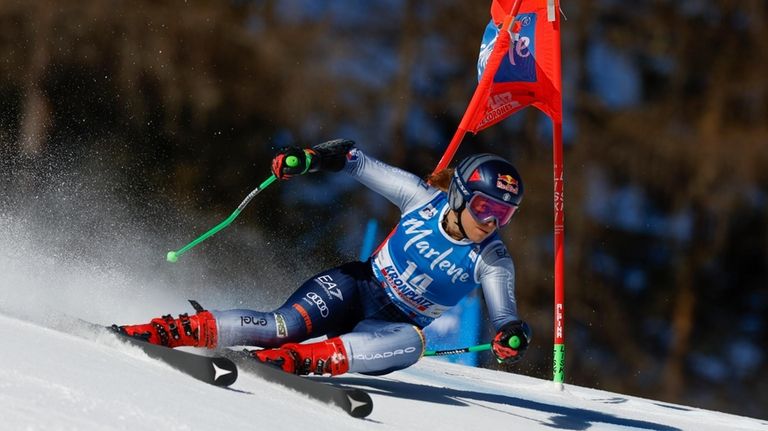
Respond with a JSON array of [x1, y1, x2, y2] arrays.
[[343, 323, 425, 375]]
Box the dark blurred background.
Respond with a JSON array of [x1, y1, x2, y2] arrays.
[[0, 0, 766, 420]]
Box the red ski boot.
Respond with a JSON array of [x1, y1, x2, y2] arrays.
[[253, 337, 350, 376], [113, 310, 218, 349]]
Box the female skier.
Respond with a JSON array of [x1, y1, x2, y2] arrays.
[[116, 139, 531, 376]]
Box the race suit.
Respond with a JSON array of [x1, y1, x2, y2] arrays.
[[212, 148, 520, 375]]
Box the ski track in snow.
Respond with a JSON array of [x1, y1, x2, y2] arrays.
[[1, 312, 766, 431]]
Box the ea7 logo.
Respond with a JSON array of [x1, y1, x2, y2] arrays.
[[315, 275, 343, 301]]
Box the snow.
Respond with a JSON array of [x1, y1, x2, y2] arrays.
[[1, 313, 766, 431], [1, 211, 765, 430]]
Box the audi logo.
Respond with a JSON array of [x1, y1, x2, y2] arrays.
[[306, 292, 329, 318]]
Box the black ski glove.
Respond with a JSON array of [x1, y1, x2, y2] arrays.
[[309, 138, 355, 172], [492, 320, 532, 364], [271, 139, 355, 180]]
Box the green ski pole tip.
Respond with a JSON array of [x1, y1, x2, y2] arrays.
[[166, 251, 178, 263], [285, 155, 299, 167], [509, 335, 521, 349]]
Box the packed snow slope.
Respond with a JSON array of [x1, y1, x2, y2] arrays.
[[2, 313, 766, 431]]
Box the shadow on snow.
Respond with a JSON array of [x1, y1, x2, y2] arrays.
[[324, 376, 681, 431]]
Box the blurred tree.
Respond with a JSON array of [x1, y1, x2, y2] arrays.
[[560, 0, 768, 416]]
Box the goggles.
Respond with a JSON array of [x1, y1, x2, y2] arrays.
[[467, 192, 518, 227]]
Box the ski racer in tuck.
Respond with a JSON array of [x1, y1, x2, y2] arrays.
[[116, 139, 532, 376]]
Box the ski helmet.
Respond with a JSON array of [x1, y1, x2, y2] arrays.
[[448, 154, 523, 226]]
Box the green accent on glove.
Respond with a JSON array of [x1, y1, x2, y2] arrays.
[[303, 150, 314, 174], [286, 155, 299, 167], [508, 335, 521, 349]]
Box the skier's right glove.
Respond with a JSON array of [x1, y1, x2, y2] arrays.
[[492, 320, 532, 364], [271, 139, 355, 180], [309, 138, 355, 172]]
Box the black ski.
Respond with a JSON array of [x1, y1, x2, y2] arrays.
[[223, 350, 373, 418], [78, 319, 238, 388]]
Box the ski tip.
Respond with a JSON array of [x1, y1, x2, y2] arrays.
[[344, 388, 373, 418], [211, 357, 238, 387]]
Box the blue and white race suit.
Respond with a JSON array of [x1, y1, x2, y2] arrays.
[[213, 148, 520, 375]]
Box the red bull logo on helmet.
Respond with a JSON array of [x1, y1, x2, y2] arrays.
[[496, 174, 519, 194]]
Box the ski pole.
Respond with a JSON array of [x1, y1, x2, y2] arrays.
[[424, 335, 520, 357], [166, 174, 276, 262], [424, 343, 491, 356], [165, 156, 301, 262]]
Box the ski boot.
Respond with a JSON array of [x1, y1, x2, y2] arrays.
[[252, 337, 350, 376], [112, 305, 218, 349]]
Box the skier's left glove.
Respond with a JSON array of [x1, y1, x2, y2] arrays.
[[492, 320, 532, 364]]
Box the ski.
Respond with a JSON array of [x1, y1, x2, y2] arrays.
[[222, 350, 373, 418], [78, 319, 238, 388]]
